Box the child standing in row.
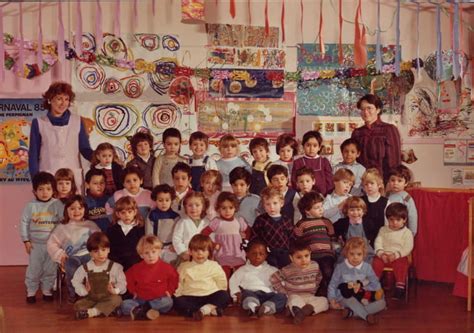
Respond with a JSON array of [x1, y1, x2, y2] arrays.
[[122, 235, 178, 320], [361, 169, 388, 234], [21, 172, 64, 303], [216, 134, 251, 191], [272, 133, 298, 186], [373, 203, 414, 300], [126, 132, 155, 190], [230, 167, 261, 227], [188, 131, 218, 192], [171, 162, 193, 217], [47, 195, 100, 303], [268, 164, 297, 223], [229, 239, 287, 317], [201, 170, 222, 220], [333, 139, 366, 196], [328, 237, 386, 325], [90, 143, 123, 196], [72, 232, 126, 320], [84, 169, 110, 232], [152, 128, 187, 187], [174, 235, 231, 320], [270, 242, 329, 324], [292, 167, 316, 223], [107, 196, 145, 271], [55, 168, 77, 203], [323, 169, 354, 223], [249, 137, 272, 196], [146, 184, 180, 263], [291, 130, 334, 196]]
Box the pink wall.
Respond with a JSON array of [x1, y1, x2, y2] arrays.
[[0, 1, 471, 265]]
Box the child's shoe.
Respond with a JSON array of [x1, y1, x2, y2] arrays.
[[213, 307, 224, 317], [75, 310, 89, 320], [341, 308, 353, 319], [247, 308, 257, 317], [301, 304, 314, 316], [366, 314, 378, 325], [42, 294, 54, 302], [192, 310, 204, 321], [111, 306, 123, 318], [392, 287, 405, 300], [292, 306, 305, 325], [146, 309, 160, 320], [26, 296, 36, 304], [257, 305, 268, 317], [130, 305, 146, 320]]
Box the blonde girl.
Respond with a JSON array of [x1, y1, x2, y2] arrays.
[[202, 192, 248, 279], [216, 134, 251, 191], [172, 192, 210, 263], [200, 170, 222, 220], [106, 196, 145, 271], [361, 168, 389, 237], [90, 142, 124, 195], [47, 195, 100, 303], [174, 234, 231, 320], [55, 168, 78, 202]]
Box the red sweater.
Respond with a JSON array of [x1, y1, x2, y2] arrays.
[[126, 260, 179, 300]]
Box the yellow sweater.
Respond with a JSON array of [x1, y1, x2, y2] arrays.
[[175, 260, 227, 297]]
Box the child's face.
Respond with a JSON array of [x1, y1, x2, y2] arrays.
[[218, 200, 236, 220], [190, 139, 207, 158], [164, 137, 181, 155], [173, 170, 191, 193], [123, 173, 143, 194], [57, 179, 72, 198], [67, 201, 85, 221], [279, 145, 294, 162], [305, 201, 324, 219], [363, 180, 380, 196], [303, 137, 320, 157], [155, 192, 173, 211], [136, 141, 151, 157], [97, 149, 114, 166], [290, 249, 311, 269], [140, 246, 161, 265], [347, 247, 364, 266], [296, 174, 315, 194], [334, 179, 353, 196], [247, 244, 268, 267], [347, 207, 364, 220], [117, 207, 138, 224], [270, 173, 288, 192], [201, 176, 218, 196], [388, 216, 406, 231], [220, 143, 238, 159], [251, 146, 269, 163], [185, 197, 204, 220], [90, 247, 110, 265], [86, 175, 106, 197], [388, 175, 407, 193], [34, 183, 54, 201], [341, 144, 360, 165], [190, 248, 209, 264], [263, 196, 284, 216], [231, 179, 249, 198]]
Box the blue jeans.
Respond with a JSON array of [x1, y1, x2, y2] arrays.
[[241, 290, 287, 314], [341, 297, 386, 320], [121, 296, 173, 315], [65, 254, 90, 298]]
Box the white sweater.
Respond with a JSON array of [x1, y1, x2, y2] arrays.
[[374, 226, 414, 259], [229, 261, 278, 298], [172, 216, 210, 255]]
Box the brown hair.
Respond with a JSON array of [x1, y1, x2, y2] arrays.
[[388, 165, 412, 183], [189, 131, 209, 146], [342, 237, 367, 258], [297, 191, 325, 215], [249, 137, 270, 153], [183, 191, 209, 219], [112, 196, 144, 226], [188, 234, 214, 259], [385, 202, 408, 221], [361, 168, 385, 195], [200, 170, 223, 192], [295, 167, 315, 180], [42, 81, 75, 111], [91, 142, 123, 167], [342, 196, 367, 216], [260, 186, 283, 202], [356, 94, 383, 110], [276, 133, 298, 157], [55, 168, 78, 198], [215, 191, 240, 212], [87, 232, 110, 251], [62, 195, 88, 224], [136, 235, 163, 254], [333, 168, 355, 183], [219, 134, 239, 149], [130, 131, 154, 157]]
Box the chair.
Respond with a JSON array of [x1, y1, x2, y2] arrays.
[[381, 254, 417, 303]]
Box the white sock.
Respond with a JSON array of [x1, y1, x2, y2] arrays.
[[262, 305, 271, 314], [247, 302, 258, 312], [200, 304, 215, 316], [87, 308, 100, 318]]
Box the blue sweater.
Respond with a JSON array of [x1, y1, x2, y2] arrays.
[[28, 110, 93, 177]]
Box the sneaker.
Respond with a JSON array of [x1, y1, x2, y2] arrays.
[[366, 314, 378, 325], [146, 309, 160, 320], [292, 307, 305, 325], [42, 294, 54, 302], [111, 306, 123, 318], [341, 308, 353, 319], [214, 307, 224, 317], [26, 296, 36, 304], [131, 306, 146, 321], [192, 310, 204, 321], [392, 287, 405, 300], [75, 310, 89, 320]]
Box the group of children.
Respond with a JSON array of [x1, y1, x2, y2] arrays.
[[20, 127, 418, 325]]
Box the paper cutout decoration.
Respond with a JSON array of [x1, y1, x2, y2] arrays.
[[181, 0, 205, 24], [207, 47, 285, 69], [424, 50, 468, 82], [169, 76, 195, 105], [121, 76, 145, 99], [134, 33, 160, 51], [147, 58, 178, 95], [162, 35, 180, 52], [76, 63, 106, 90], [102, 78, 122, 95], [206, 24, 279, 48]]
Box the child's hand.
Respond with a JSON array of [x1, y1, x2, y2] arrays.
[[60, 254, 68, 268], [107, 282, 116, 294], [329, 299, 343, 310], [180, 252, 190, 261], [387, 253, 396, 262], [380, 253, 389, 264], [214, 243, 221, 251], [165, 291, 171, 297], [234, 292, 242, 305], [85, 279, 91, 293], [24, 241, 32, 254]]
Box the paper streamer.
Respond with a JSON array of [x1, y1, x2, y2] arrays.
[[57, 1, 65, 61], [416, 2, 420, 79], [318, 0, 325, 56], [96, 0, 103, 53], [37, 1, 43, 71], [265, 0, 269, 36], [75, 1, 83, 56], [18, 2, 24, 76], [0, 7, 4, 81], [395, 0, 400, 76], [452, 2, 460, 80], [114, 0, 121, 37], [338, 0, 343, 64], [281, 0, 285, 44], [353, 0, 366, 67], [248, 0, 251, 26], [230, 0, 235, 19], [300, 0, 304, 43], [375, 0, 381, 73], [436, 4, 443, 81], [134, 0, 138, 26]]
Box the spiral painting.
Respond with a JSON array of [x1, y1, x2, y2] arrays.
[[142, 103, 181, 135], [134, 33, 160, 51], [121, 76, 145, 99], [76, 63, 106, 90], [147, 58, 177, 95], [94, 104, 138, 137]]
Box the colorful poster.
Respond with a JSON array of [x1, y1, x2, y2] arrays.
[[209, 69, 284, 98], [196, 92, 295, 138], [206, 24, 279, 48], [207, 47, 285, 69], [443, 139, 467, 165], [0, 99, 47, 183]]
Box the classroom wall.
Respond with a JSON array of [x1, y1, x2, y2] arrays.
[[0, 0, 471, 265]]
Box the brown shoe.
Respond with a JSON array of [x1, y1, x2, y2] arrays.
[[292, 306, 305, 325], [301, 304, 314, 316], [192, 310, 204, 321], [341, 308, 353, 319], [366, 314, 378, 325]]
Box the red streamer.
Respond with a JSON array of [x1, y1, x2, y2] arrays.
[[281, 0, 285, 43], [264, 0, 269, 36], [230, 0, 235, 19], [353, 0, 367, 67], [318, 0, 324, 55], [338, 0, 343, 64]]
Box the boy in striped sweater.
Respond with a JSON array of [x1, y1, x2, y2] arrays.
[[270, 241, 329, 324]]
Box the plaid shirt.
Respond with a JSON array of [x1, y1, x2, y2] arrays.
[[251, 213, 294, 249]]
